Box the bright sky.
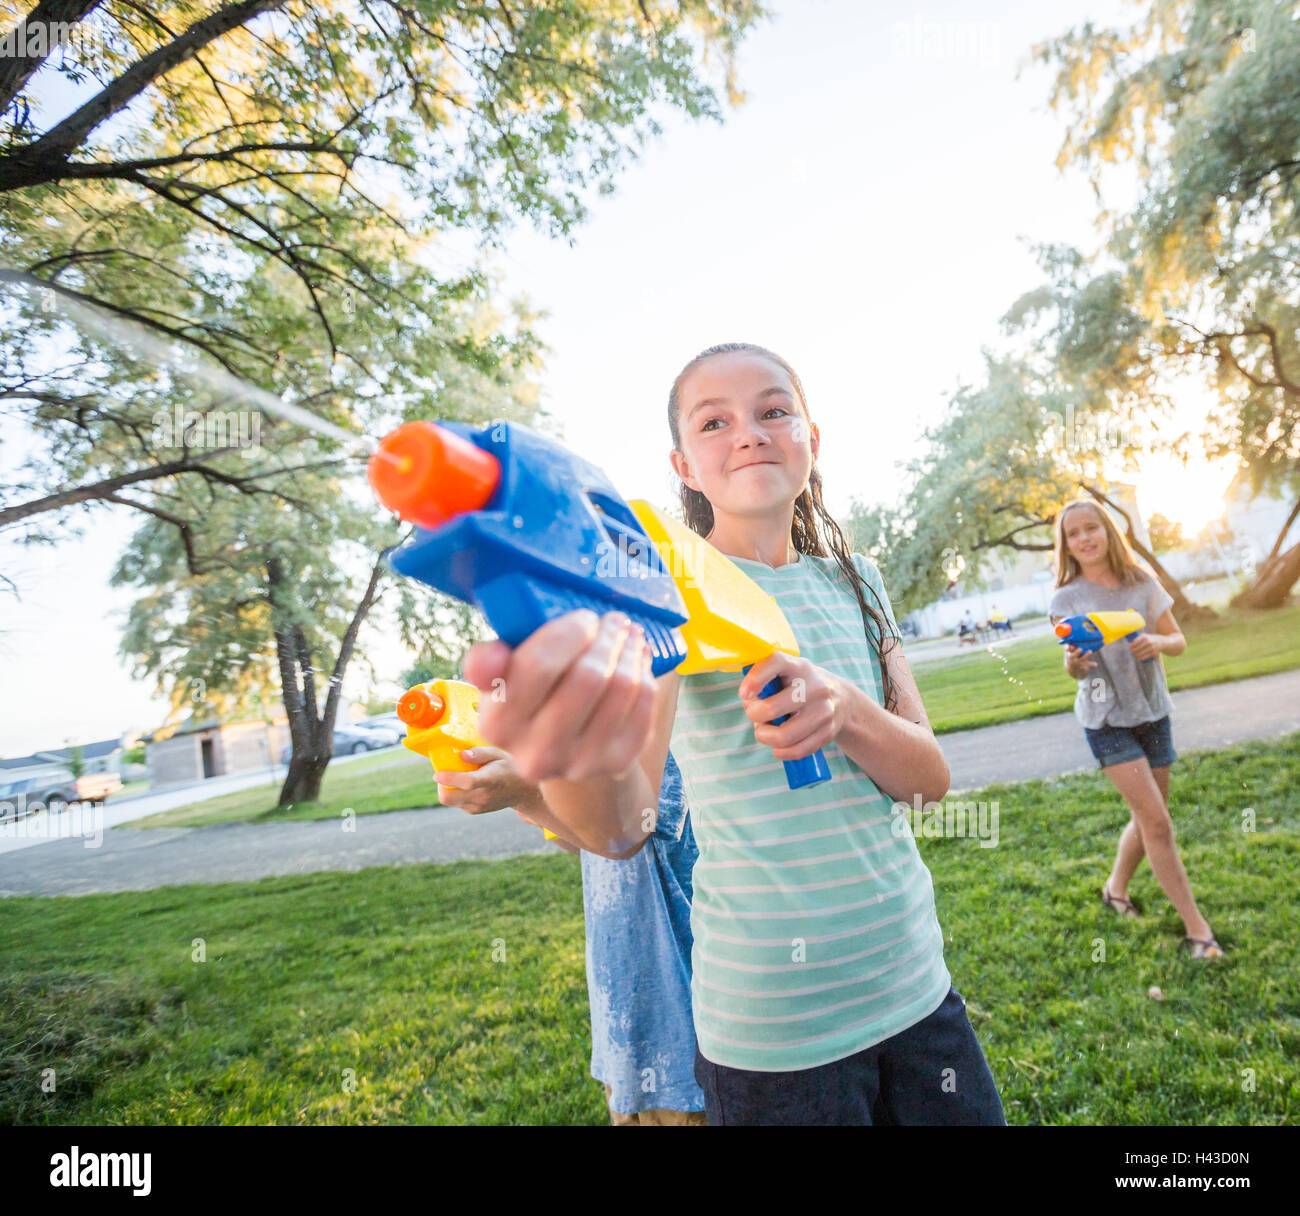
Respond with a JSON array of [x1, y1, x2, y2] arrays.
[[0, 0, 1234, 757]]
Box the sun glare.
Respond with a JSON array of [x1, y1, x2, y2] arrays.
[[1135, 454, 1238, 540]]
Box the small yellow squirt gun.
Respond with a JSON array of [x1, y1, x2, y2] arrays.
[[396, 678, 561, 839]]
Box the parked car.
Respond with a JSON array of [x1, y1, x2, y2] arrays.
[[350, 723, 402, 748], [363, 711, 403, 731], [278, 727, 395, 765], [0, 771, 121, 817]]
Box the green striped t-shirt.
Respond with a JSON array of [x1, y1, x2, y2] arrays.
[[670, 550, 951, 1072]]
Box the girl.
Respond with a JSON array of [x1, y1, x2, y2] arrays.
[[435, 745, 706, 1124], [1048, 499, 1223, 960], [465, 343, 1004, 1125]]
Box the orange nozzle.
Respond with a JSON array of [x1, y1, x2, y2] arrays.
[[1054, 622, 1071, 638], [397, 688, 446, 729], [368, 421, 500, 529]]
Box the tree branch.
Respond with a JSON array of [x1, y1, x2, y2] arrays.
[[0, 0, 104, 115], [0, 0, 289, 193]]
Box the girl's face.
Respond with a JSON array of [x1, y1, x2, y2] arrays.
[[1062, 505, 1109, 565], [670, 351, 819, 520]]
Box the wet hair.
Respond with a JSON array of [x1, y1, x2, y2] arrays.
[[667, 342, 900, 713], [1053, 498, 1147, 588]]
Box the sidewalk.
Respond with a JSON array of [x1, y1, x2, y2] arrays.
[[2, 669, 1298, 897]]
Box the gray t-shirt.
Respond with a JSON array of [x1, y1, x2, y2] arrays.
[[1048, 572, 1175, 729]]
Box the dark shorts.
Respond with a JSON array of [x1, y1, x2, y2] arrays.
[[693, 986, 1006, 1126], [1084, 715, 1176, 769]]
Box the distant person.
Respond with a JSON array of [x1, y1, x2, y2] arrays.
[[435, 745, 707, 1123], [1048, 499, 1222, 960], [957, 609, 979, 646], [988, 605, 1012, 634]]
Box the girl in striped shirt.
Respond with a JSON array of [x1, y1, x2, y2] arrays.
[[465, 343, 1004, 1125]]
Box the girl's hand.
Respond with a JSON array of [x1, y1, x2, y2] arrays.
[[461, 610, 656, 784], [737, 653, 848, 761], [1127, 632, 1162, 661], [1064, 643, 1097, 679], [433, 746, 538, 816]]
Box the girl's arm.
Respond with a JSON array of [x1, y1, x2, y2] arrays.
[[1129, 608, 1185, 660], [738, 640, 949, 808]]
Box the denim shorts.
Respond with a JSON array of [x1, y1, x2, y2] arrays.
[[1083, 715, 1176, 769], [693, 986, 1006, 1126]]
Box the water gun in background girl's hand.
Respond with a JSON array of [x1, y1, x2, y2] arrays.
[[398, 676, 561, 838], [1054, 610, 1154, 663], [397, 679, 489, 804]]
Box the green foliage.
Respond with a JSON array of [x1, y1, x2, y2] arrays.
[[847, 355, 1082, 615], [1030, 0, 1300, 502], [1147, 512, 1185, 554], [398, 653, 462, 689]]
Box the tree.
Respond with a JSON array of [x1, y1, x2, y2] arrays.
[[1, 1, 766, 804], [1031, 0, 1300, 606], [1147, 512, 1184, 555], [110, 266, 541, 806], [1, 0, 765, 537], [849, 356, 1077, 616], [851, 350, 1211, 622], [998, 250, 1213, 620]]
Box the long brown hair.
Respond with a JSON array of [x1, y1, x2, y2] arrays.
[[1053, 499, 1147, 588], [667, 342, 900, 713]]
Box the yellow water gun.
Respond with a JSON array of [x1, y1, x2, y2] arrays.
[[396, 678, 560, 839]]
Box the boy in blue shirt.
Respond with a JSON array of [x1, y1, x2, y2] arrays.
[[436, 747, 705, 1124]]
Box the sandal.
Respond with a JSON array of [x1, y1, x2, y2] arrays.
[[1182, 936, 1225, 961], [1101, 884, 1142, 918]]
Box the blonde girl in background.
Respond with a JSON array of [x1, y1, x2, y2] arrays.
[[1048, 499, 1223, 960]]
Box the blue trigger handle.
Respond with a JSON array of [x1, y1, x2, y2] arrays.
[[742, 663, 833, 790], [1125, 630, 1157, 664]]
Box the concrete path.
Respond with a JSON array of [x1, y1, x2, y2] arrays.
[[0, 803, 549, 897], [2, 669, 1297, 897]]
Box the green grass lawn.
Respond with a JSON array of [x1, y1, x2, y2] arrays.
[[916, 601, 1300, 733], [128, 748, 435, 829], [3, 732, 1296, 1125]]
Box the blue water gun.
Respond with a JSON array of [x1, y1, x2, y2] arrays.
[[368, 420, 831, 789], [1054, 610, 1154, 663], [368, 420, 689, 674]]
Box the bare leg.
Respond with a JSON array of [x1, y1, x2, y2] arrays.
[[1100, 758, 1212, 940], [1107, 765, 1169, 898], [1107, 819, 1145, 900]]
